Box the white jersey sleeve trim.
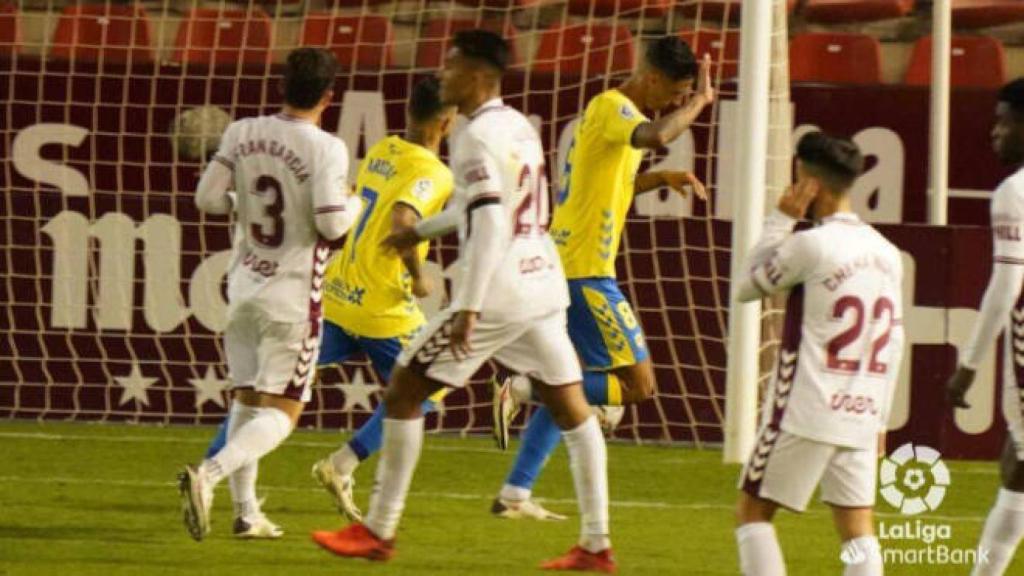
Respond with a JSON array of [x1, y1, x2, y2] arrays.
[[960, 262, 1024, 369]]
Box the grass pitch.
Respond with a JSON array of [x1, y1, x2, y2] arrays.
[[0, 420, 1016, 575]]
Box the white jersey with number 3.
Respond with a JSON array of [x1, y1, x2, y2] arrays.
[[447, 99, 569, 322], [746, 211, 905, 450], [213, 113, 350, 324]]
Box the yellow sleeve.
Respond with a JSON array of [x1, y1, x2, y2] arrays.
[[594, 93, 648, 147], [395, 165, 452, 218]]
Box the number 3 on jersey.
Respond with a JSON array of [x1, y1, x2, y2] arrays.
[[349, 186, 379, 260], [250, 175, 284, 248]]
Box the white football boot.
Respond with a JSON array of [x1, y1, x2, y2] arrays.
[[178, 464, 214, 541], [491, 497, 567, 521], [492, 374, 524, 451], [311, 458, 362, 522], [233, 512, 284, 539]]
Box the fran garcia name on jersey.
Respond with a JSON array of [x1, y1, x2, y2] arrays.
[[232, 138, 311, 184]]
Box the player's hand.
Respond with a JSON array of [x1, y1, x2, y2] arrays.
[[411, 275, 432, 298], [381, 229, 423, 253], [660, 171, 708, 201], [877, 432, 887, 456], [449, 311, 478, 361], [777, 179, 819, 220], [946, 365, 976, 409], [694, 53, 715, 106]]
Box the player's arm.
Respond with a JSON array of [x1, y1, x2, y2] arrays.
[[948, 188, 1024, 408], [634, 170, 708, 200], [392, 202, 431, 298], [313, 139, 362, 241], [630, 55, 714, 150], [195, 124, 237, 215], [879, 263, 907, 435], [736, 181, 820, 302]]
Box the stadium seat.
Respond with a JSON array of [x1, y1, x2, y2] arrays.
[[566, 0, 669, 17], [301, 14, 394, 71], [678, 29, 740, 80], [952, 0, 1024, 29], [453, 0, 540, 7], [417, 19, 518, 69], [802, 0, 915, 23], [678, 0, 796, 22], [0, 3, 18, 55], [50, 4, 153, 64], [533, 23, 635, 75], [904, 35, 1005, 89], [789, 33, 882, 84], [172, 8, 272, 67]]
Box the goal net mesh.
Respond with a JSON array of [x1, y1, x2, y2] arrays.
[[0, 0, 789, 446]]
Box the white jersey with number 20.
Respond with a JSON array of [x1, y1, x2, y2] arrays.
[[213, 113, 350, 324], [745, 211, 905, 450], [447, 99, 569, 322]]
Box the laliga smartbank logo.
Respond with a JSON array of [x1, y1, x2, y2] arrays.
[[844, 443, 988, 567]]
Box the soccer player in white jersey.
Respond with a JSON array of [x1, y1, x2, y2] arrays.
[[734, 132, 905, 576], [178, 48, 363, 541], [947, 78, 1024, 576], [310, 30, 615, 573]]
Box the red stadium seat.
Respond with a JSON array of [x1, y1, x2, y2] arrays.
[[454, 0, 540, 7], [172, 8, 272, 67], [904, 35, 1005, 88], [952, 0, 1024, 29], [789, 33, 881, 84], [679, 0, 796, 22], [533, 23, 635, 75], [301, 14, 394, 70], [50, 4, 153, 63], [417, 19, 518, 69], [566, 0, 668, 17], [678, 28, 740, 80], [802, 0, 915, 23], [0, 3, 19, 55], [329, 0, 391, 7]]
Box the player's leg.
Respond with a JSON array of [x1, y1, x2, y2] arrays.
[[821, 445, 883, 576], [204, 419, 229, 458], [494, 279, 649, 513], [734, 431, 832, 576], [972, 437, 1024, 576]]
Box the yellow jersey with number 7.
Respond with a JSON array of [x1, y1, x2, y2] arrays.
[[550, 89, 649, 279], [323, 136, 453, 339]]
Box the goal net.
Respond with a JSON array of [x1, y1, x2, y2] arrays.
[[0, 0, 790, 446]]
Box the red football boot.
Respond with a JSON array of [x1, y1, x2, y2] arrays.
[[311, 523, 395, 561], [540, 546, 617, 573]]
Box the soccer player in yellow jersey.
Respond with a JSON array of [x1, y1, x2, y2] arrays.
[[310, 77, 456, 522], [491, 36, 715, 519]]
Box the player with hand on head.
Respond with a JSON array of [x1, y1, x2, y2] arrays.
[[179, 47, 363, 541], [734, 132, 904, 576], [946, 78, 1024, 576], [310, 76, 456, 522], [490, 34, 713, 521], [310, 30, 616, 573]]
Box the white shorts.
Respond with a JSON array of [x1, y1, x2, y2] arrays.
[[740, 429, 877, 512], [397, 308, 582, 387], [224, 305, 319, 403]]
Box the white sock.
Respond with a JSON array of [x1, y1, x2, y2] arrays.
[[736, 522, 786, 576], [201, 406, 292, 486], [563, 416, 610, 553], [364, 418, 424, 541], [842, 536, 883, 576], [330, 443, 361, 478], [225, 403, 260, 518], [500, 484, 531, 502], [972, 488, 1024, 576]]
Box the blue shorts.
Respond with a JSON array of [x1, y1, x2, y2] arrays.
[[318, 321, 418, 382], [566, 277, 649, 371]]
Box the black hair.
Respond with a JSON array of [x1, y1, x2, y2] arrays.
[[796, 131, 864, 192], [408, 77, 445, 124], [999, 78, 1024, 116], [452, 29, 509, 74], [283, 47, 338, 109], [646, 36, 698, 82]]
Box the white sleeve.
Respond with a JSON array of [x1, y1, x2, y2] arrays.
[[195, 122, 238, 215], [312, 138, 355, 240], [961, 186, 1024, 369], [414, 204, 459, 239], [736, 210, 817, 302], [878, 256, 905, 432], [450, 138, 507, 312]]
